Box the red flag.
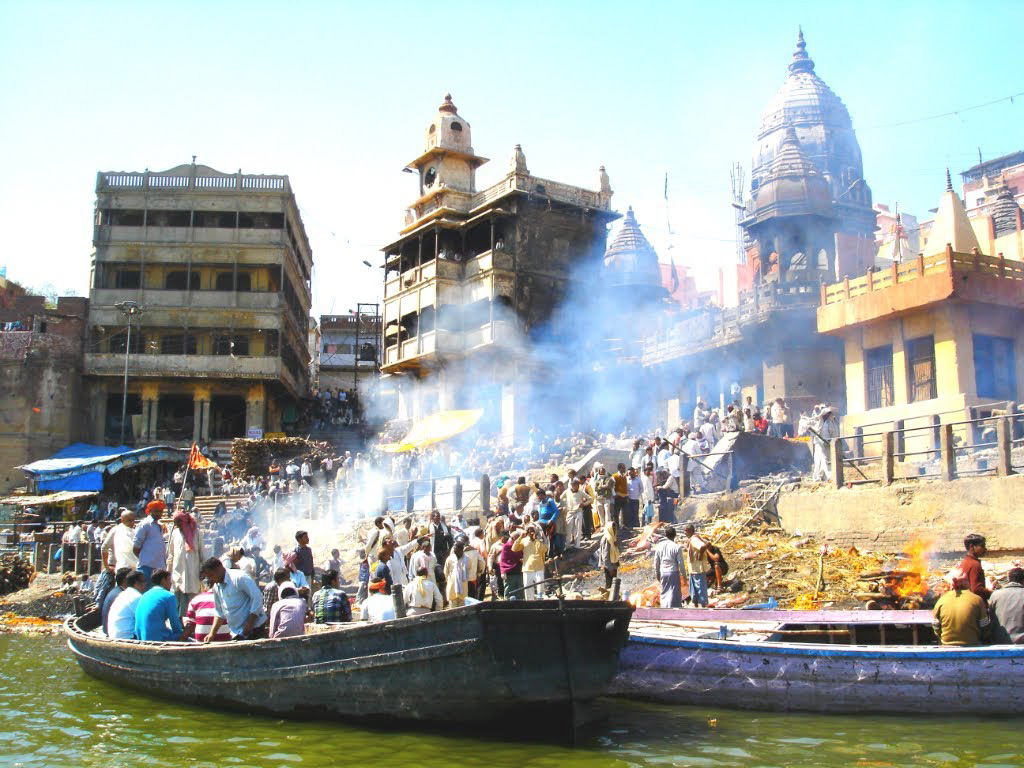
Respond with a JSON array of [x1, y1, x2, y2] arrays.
[[188, 443, 217, 471]]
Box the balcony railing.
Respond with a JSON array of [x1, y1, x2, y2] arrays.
[[99, 171, 289, 193]]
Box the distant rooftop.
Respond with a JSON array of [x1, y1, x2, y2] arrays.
[[96, 163, 292, 193], [960, 151, 1024, 184]]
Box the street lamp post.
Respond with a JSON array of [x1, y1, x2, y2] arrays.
[[115, 301, 143, 445]]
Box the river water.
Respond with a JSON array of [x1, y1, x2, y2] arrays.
[[1, 634, 1021, 768]]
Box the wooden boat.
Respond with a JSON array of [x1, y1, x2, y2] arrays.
[[66, 599, 632, 735], [612, 607, 1024, 715]]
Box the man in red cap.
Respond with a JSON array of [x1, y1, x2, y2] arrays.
[[132, 500, 167, 590]]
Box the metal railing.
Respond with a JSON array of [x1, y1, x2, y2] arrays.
[[831, 405, 1019, 487]]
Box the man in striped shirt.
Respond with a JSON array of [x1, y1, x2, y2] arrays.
[[184, 589, 233, 642]]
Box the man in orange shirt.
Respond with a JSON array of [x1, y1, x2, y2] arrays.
[[612, 463, 630, 530]]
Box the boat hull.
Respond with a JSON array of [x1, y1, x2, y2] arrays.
[[613, 632, 1024, 715], [66, 600, 632, 729]]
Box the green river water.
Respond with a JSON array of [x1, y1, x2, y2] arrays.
[[1, 634, 1021, 768]]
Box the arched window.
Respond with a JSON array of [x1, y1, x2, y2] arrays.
[[451, 122, 462, 132], [428, 124, 436, 134]]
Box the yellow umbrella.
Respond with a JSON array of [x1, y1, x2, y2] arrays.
[[379, 409, 484, 453]]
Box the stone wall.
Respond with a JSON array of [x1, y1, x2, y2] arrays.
[[774, 476, 1024, 554]]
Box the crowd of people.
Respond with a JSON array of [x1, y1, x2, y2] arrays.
[[292, 387, 366, 433]]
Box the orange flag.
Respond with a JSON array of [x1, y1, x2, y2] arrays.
[[188, 443, 217, 471]]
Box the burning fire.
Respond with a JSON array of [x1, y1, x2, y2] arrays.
[[890, 537, 933, 599]]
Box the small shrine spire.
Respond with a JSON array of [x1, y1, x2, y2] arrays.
[[789, 26, 816, 75]]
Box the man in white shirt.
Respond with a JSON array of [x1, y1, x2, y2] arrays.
[[202, 558, 267, 640], [640, 466, 657, 526], [107, 570, 148, 639], [404, 566, 443, 616], [101, 509, 139, 572], [560, 478, 592, 549]]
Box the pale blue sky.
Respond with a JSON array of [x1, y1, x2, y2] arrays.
[[1, 0, 1021, 313]]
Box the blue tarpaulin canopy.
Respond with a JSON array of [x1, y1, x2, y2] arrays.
[[20, 443, 187, 491]]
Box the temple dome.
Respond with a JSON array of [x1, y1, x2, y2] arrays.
[[752, 29, 868, 207], [992, 186, 1022, 238], [747, 126, 833, 221], [604, 207, 667, 298]]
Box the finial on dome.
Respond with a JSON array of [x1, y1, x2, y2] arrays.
[[946, 167, 953, 192], [788, 26, 815, 74], [511, 144, 528, 175], [439, 93, 457, 113]]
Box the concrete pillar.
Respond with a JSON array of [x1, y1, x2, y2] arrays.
[[501, 379, 529, 446], [142, 399, 158, 443], [91, 386, 108, 443], [246, 384, 266, 437], [200, 400, 211, 442], [192, 399, 203, 443]]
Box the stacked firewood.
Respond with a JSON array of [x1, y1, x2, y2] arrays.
[[0, 555, 35, 596], [852, 569, 939, 610], [230, 437, 325, 478]]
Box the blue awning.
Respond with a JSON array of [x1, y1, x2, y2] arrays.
[[20, 443, 187, 483]]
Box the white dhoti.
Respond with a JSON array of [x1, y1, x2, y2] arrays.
[[812, 442, 831, 481]]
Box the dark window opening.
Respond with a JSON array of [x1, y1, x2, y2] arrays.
[[165, 271, 200, 290], [105, 393, 142, 442], [109, 330, 145, 355], [113, 270, 140, 289], [974, 334, 1017, 400], [451, 122, 462, 132], [110, 209, 144, 226], [156, 394, 194, 441], [194, 210, 236, 228], [160, 333, 196, 355], [210, 395, 246, 440], [907, 336, 937, 403], [866, 345, 894, 410], [238, 212, 284, 229], [236, 273, 251, 291], [358, 342, 376, 362], [264, 329, 279, 356], [463, 299, 490, 329], [147, 210, 191, 227], [213, 333, 249, 356]]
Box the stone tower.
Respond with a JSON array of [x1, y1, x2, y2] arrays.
[[742, 29, 877, 287]]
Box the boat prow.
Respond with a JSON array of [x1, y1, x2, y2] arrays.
[[66, 599, 633, 736]]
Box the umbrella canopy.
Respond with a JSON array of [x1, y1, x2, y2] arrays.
[[378, 409, 483, 453]]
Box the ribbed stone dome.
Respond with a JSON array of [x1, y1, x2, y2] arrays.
[[752, 30, 867, 205], [992, 186, 1022, 238], [604, 207, 666, 297]]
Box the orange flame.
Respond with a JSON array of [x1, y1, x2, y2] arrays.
[[891, 537, 933, 598]]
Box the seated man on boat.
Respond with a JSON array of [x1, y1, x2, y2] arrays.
[[268, 583, 309, 639], [135, 569, 186, 642], [200, 557, 268, 641], [404, 565, 443, 615], [107, 570, 148, 640], [932, 575, 990, 646], [183, 586, 234, 642], [312, 570, 353, 624], [988, 567, 1024, 644], [361, 564, 396, 622]]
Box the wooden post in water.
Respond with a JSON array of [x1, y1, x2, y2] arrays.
[[996, 417, 1014, 477], [881, 431, 895, 485], [939, 424, 957, 481]]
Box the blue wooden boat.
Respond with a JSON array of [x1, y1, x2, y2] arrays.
[[66, 599, 633, 737], [612, 608, 1024, 715]]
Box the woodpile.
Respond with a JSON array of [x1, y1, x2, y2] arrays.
[[0, 555, 35, 596], [229, 437, 327, 478]]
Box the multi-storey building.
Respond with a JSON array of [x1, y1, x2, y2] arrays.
[[380, 95, 618, 439], [318, 312, 381, 394], [85, 162, 313, 445]]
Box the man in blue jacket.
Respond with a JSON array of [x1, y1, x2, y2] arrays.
[[135, 569, 185, 641]]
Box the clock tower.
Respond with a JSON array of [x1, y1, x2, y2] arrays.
[[404, 95, 488, 224]]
